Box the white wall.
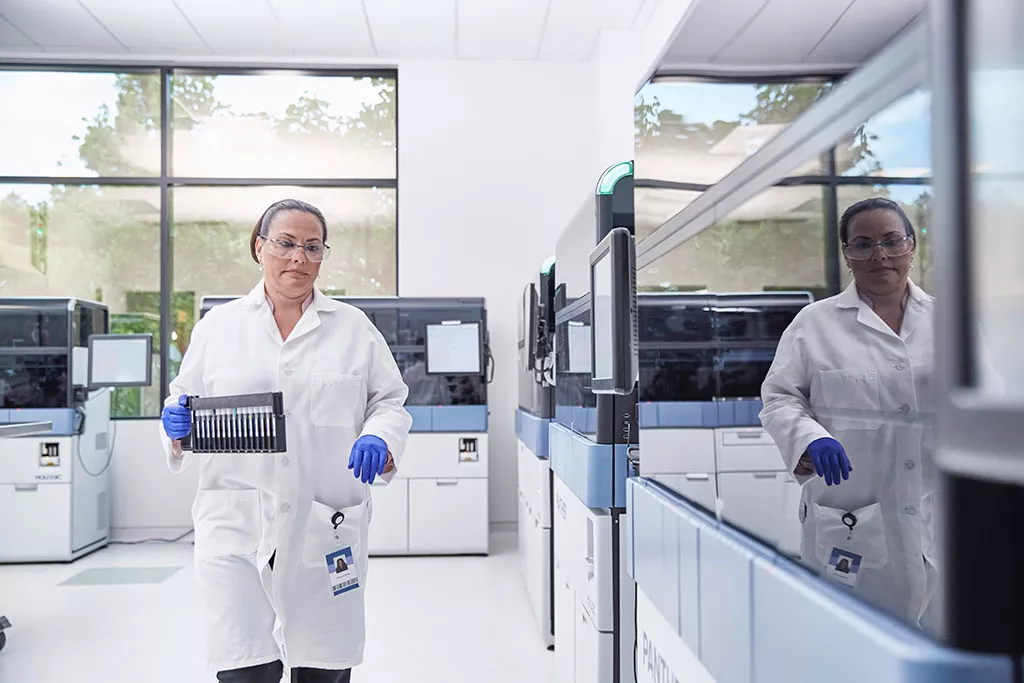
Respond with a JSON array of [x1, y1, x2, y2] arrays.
[[397, 60, 600, 523]]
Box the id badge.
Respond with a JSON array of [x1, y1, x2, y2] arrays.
[[325, 547, 360, 596], [826, 547, 863, 587]]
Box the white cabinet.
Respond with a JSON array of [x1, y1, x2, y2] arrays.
[[409, 478, 488, 554], [716, 471, 786, 546], [554, 562, 576, 683], [651, 473, 718, 513], [368, 479, 409, 555], [715, 428, 784, 472], [575, 596, 614, 683], [0, 484, 72, 562]]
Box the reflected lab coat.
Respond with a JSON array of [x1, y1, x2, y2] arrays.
[[760, 282, 938, 623], [161, 282, 411, 672]]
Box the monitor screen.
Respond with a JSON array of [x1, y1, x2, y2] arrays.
[[425, 323, 482, 375], [88, 334, 152, 388], [592, 250, 613, 380]]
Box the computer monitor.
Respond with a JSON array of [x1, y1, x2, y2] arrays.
[[88, 334, 153, 389], [520, 284, 539, 372], [589, 227, 637, 394], [425, 322, 483, 375]]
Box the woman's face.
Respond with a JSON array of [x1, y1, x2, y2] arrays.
[[845, 208, 915, 297], [255, 210, 325, 300]]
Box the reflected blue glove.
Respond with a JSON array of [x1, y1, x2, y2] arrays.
[[807, 437, 853, 487], [161, 394, 192, 441], [349, 435, 389, 485]]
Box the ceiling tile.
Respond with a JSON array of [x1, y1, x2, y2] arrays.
[[538, 0, 601, 61], [457, 0, 548, 60], [0, 14, 41, 49], [173, 0, 291, 53], [661, 0, 768, 64], [364, 0, 455, 58], [79, 0, 208, 52], [717, 0, 854, 64], [805, 0, 923, 63], [0, 0, 123, 49], [268, 0, 374, 55]]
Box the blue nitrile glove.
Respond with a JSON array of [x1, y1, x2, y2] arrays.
[[807, 437, 853, 487], [349, 435, 389, 485], [161, 394, 192, 441]]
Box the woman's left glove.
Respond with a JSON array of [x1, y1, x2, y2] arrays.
[[349, 435, 389, 484]]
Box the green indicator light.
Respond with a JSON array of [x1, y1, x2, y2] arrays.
[[597, 161, 633, 195], [541, 255, 555, 274]]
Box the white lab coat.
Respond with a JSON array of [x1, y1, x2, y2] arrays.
[[161, 281, 412, 672], [760, 281, 938, 624]]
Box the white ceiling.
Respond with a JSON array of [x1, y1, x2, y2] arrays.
[[0, 0, 653, 61], [658, 0, 925, 73]]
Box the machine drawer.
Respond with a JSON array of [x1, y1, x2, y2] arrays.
[[575, 596, 614, 683], [640, 429, 716, 475], [368, 479, 409, 555], [715, 428, 784, 472], [397, 433, 489, 480], [717, 471, 788, 547], [652, 473, 718, 513], [0, 483, 72, 562], [408, 478, 488, 554]]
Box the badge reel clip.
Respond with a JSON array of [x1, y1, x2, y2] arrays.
[[842, 512, 857, 541], [331, 511, 345, 540]]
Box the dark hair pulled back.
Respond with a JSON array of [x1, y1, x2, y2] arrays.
[[250, 199, 328, 263]]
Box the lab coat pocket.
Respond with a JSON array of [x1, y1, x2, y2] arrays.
[[310, 373, 364, 429], [813, 501, 889, 571], [303, 500, 371, 594], [818, 368, 881, 431], [192, 489, 261, 560]]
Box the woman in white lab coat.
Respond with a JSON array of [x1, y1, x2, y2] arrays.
[[159, 199, 412, 682], [760, 197, 938, 626]]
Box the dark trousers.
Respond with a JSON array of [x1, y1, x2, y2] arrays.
[[216, 661, 351, 683], [215, 555, 352, 683]]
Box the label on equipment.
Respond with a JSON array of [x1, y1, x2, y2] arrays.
[[39, 442, 60, 467], [459, 437, 479, 462]]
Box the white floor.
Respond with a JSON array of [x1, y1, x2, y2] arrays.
[[0, 531, 554, 683]]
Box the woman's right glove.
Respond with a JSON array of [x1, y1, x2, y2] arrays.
[[806, 437, 852, 487], [161, 394, 192, 441]]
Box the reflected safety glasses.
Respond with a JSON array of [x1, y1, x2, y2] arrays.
[[261, 237, 331, 262], [842, 235, 914, 260]]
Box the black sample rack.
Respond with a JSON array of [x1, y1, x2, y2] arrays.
[[181, 392, 287, 453]]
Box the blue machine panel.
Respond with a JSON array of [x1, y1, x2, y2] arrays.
[[0, 408, 78, 435], [516, 409, 550, 458], [641, 401, 765, 428], [548, 422, 630, 509], [752, 559, 1013, 683], [407, 406, 432, 432], [431, 405, 487, 432], [629, 478, 1015, 683], [700, 523, 755, 683]]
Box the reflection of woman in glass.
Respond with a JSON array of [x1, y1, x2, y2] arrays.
[[761, 198, 938, 626]]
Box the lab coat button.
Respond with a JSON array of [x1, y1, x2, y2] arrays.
[[281, 456, 290, 467], [283, 367, 295, 376], [905, 460, 915, 470], [905, 506, 917, 515], [280, 503, 291, 513], [899, 404, 910, 414], [895, 363, 906, 371]]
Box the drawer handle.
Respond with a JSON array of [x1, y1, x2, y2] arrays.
[[15, 484, 39, 492], [436, 479, 459, 486], [736, 432, 763, 440], [685, 473, 710, 481], [754, 472, 778, 479]]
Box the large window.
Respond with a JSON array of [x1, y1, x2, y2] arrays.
[[0, 68, 398, 417]]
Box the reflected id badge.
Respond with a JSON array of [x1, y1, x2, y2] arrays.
[[326, 547, 360, 596], [826, 548, 863, 587]]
